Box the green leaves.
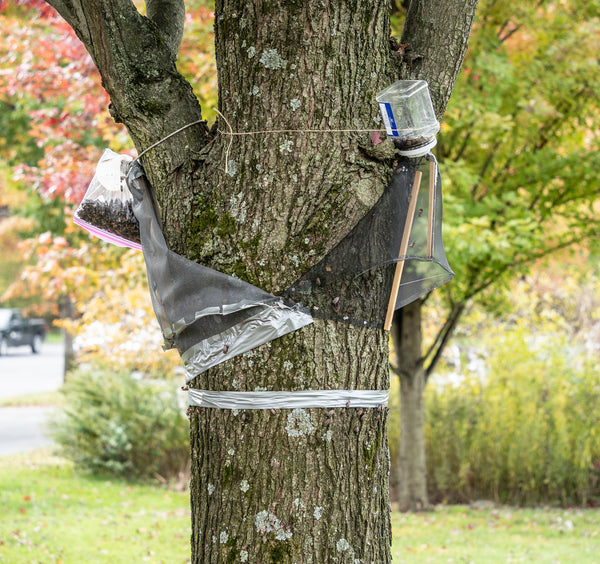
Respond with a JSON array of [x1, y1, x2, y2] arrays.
[[436, 0, 600, 310], [50, 366, 190, 480]]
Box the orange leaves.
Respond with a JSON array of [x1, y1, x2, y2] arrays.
[[65, 266, 181, 376], [0, 215, 35, 298], [5, 230, 181, 376], [177, 6, 217, 121], [0, 14, 98, 106], [1, 0, 60, 19], [1, 5, 194, 378], [0, 215, 35, 240], [6, 231, 99, 304]]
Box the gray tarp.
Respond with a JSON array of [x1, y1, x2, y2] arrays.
[[127, 163, 313, 380], [123, 154, 453, 378]]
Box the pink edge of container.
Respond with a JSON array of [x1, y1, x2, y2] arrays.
[[73, 216, 143, 251]]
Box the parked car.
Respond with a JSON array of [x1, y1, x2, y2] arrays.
[[0, 308, 48, 355]]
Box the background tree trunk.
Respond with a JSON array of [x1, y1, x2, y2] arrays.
[[392, 300, 429, 511], [392, 0, 479, 512], [58, 294, 76, 379]]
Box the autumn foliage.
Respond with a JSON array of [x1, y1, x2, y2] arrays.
[[0, 1, 120, 203], [0, 1, 215, 375]]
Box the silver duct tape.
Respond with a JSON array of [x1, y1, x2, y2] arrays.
[[188, 389, 389, 409], [168, 298, 281, 338], [181, 303, 313, 380]]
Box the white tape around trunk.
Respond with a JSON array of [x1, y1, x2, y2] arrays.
[[188, 389, 389, 410]]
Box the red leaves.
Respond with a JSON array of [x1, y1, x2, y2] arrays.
[[0, 9, 126, 204], [13, 143, 99, 203]]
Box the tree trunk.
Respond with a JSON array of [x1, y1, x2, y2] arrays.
[[391, 0, 479, 512], [45, 0, 478, 557], [189, 326, 391, 562], [58, 294, 76, 379], [185, 2, 395, 560], [392, 300, 428, 511]]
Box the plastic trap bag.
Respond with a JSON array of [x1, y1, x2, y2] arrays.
[[73, 149, 142, 250], [126, 162, 313, 380], [284, 154, 454, 330]]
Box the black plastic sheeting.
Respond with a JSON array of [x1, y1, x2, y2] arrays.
[[284, 155, 454, 328], [127, 163, 313, 379]]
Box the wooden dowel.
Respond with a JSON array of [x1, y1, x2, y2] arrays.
[[426, 160, 435, 259], [383, 170, 423, 331]]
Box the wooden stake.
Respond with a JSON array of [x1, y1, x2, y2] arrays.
[[383, 170, 422, 331], [426, 160, 435, 259]]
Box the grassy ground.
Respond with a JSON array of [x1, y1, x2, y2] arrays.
[[0, 391, 64, 408], [0, 450, 190, 564], [45, 330, 64, 344], [1, 451, 599, 563], [391, 505, 600, 563]]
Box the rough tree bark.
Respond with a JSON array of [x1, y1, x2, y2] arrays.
[[392, 0, 479, 512], [45, 0, 476, 559]]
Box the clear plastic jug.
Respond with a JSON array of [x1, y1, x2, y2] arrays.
[[376, 80, 440, 157]]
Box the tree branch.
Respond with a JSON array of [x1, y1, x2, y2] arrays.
[[46, 0, 146, 65], [422, 232, 591, 379], [424, 302, 465, 380], [389, 0, 480, 387], [146, 0, 185, 60], [497, 19, 522, 44], [464, 234, 589, 302], [397, 0, 480, 119], [45, 0, 90, 45], [45, 0, 206, 188]]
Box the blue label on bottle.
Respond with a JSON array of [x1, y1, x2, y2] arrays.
[[378, 102, 399, 137]]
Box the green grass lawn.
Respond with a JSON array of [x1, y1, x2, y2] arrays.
[[1, 450, 599, 563], [391, 505, 600, 563], [0, 450, 190, 564]]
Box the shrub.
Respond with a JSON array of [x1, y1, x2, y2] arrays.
[[50, 366, 189, 482], [425, 328, 600, 506]]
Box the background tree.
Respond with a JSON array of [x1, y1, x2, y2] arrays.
[[18, 0, 478, 560], [393, 0, 600, 511]]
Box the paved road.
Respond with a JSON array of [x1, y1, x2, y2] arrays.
[[0, 406, 56, 456], [0, 341, 64, 456], [0, 342, 65, 399]]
